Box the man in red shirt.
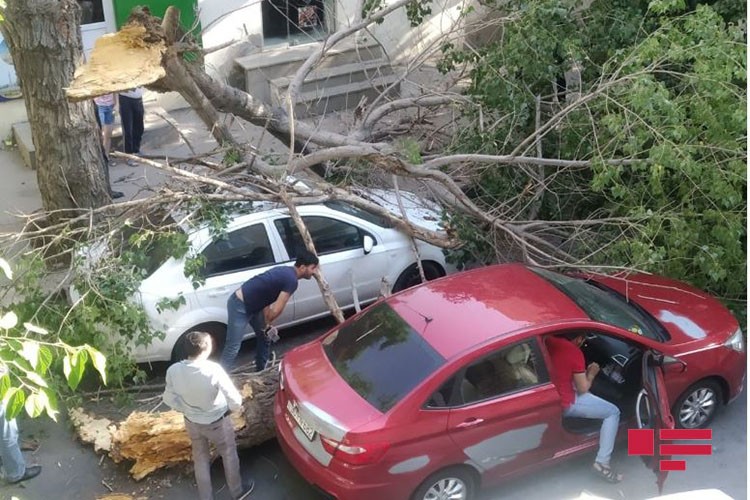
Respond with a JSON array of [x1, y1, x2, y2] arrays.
[[546, 332, 622, 483]]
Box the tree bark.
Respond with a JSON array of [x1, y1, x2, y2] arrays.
[[2, 0, 110, 214]]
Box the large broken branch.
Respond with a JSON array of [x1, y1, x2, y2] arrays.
[[71, 367, 280, 480], [66, 24, 166, 101]]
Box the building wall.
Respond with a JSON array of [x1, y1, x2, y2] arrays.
[[198, 0, 471, 65]]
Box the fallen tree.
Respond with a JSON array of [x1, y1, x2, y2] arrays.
[[71, 362, 280, 480], [11, 0, 745, 482]]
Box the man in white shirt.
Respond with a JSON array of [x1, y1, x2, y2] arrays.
[[163, 331, 254, 500]]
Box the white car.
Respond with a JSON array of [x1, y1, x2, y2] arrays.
[[115, 192, 451, 362]]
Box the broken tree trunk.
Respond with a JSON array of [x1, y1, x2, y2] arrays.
[[71, 366, 280, 480]]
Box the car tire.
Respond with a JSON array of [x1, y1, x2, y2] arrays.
[[171, 322, 227, 363], [392, 262, 444, 293], [411, 466, 477, 500], [672, 379, 722, 429]]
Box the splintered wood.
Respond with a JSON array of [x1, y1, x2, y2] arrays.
[[66, 24, 166, 101], [70, 368, 279, 480], [68, 407, 115, 453], [110, 410, 193, 480]]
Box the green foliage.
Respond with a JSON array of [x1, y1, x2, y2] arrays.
[[0, 258, 106, 420], [362, 0, 386, 23], [405, 0, 432, 26], [442, 2, 746, 321], [396, 138, 423, 164], [223, 147, 242, 166], [5, 199, 261, 388]]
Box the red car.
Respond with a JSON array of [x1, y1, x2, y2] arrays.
[[274, 264, 745, 500]]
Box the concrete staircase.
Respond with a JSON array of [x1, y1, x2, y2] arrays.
[[235, 40, 399, 117]]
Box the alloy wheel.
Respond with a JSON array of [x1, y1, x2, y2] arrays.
[[423, 477, 468, 500], [678, 386, 717, 428]]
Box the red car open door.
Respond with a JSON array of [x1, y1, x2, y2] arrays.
[[634, 350, 677, 493]]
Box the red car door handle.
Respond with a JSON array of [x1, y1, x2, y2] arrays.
[[456, 418, 484, 428]]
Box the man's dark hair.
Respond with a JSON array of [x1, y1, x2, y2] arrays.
[[562, 331, 585, 341], [294, 249, 319, 267], [184, 331, 211, 358]]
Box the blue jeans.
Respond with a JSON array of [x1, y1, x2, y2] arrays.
[[0, 403, 25, 482], [563, 392, 620, 465], [96, 104, 114, 125], [221, 293, 269, 372]]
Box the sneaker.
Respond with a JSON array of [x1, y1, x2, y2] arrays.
[[110, 191, 124, 199], [236, 479, 255, 500], [8, 465, 41, 484]]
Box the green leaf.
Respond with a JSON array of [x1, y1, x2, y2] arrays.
[[24, 370, 48, 388], [41, 388, 59, 421], [0, 311, 17, 329], [36, 346, 52, 375], [86, 346, 107, 386], [0, 257, 12, 280], [0, 374, 9, 399], [63, 351, 86, 391], [23, 322, 48, 336], [19, 341, 39, 370], [24, 392, 45, 418], [3, 387, 25, 420]]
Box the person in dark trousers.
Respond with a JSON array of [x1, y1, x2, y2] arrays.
[[118, 87, 144, 165], [92, 100, 124, 199], [546, 332, 622, 483], [221, 250, 319, 371], [163, 331, 254, 500]]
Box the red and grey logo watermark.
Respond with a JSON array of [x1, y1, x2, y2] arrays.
[[628, 429, 713, 471]]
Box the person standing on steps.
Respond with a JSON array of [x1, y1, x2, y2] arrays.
[[163, 331, 254, 500], [221, 250, 320, 372], [118, 86, 144, 166]]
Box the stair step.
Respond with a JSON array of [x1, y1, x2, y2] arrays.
[[236, 40, 382, 73], [270, 60, 394, 98], [237, 40, 385, 104], [291, 74, 399, 117]]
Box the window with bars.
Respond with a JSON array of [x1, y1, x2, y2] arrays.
[[262, 0, 329, 45]]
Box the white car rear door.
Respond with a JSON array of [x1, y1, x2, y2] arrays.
[[193, 218, 295, 330]]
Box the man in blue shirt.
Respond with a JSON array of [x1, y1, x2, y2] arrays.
[[221, 250, 319, 371]]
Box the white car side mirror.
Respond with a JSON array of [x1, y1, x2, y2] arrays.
[[363, 235, 374, 254]]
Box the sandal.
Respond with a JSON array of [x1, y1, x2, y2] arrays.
[[593, 462, 623, 483]]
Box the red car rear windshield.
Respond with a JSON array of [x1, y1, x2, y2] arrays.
[[322, 302, 445, 413]]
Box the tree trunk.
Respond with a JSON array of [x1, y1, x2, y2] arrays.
[[2, 0, 110, 215], [70, 368, 280, 480]]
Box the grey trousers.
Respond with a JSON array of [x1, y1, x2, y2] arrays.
[[184, 414, 243, 500]]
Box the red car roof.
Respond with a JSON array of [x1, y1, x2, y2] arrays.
[[387, 264, 588, 359]]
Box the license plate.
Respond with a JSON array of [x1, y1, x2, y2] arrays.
[[287, 400, 316, 441]]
